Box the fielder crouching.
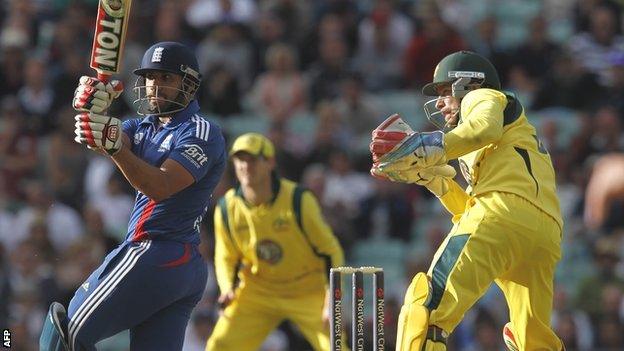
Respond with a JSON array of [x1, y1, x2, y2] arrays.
[[206, 133, 346, 351]]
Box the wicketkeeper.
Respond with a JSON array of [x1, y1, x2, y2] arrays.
[[370, 51, 565, 351]]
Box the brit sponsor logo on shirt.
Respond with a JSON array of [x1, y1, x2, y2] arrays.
[[182, 144, 208, 168], [158, 134, 173, 152], [134, 132, 144, 145]]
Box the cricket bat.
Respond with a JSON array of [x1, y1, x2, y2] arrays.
[[90, 0, 132, 83]]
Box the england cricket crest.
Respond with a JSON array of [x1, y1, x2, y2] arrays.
[[158, 134, 173, 152], [134, 132, 144, 145]]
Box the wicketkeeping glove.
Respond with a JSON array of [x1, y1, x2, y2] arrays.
[[370, 114, 455, 195], [74, 112, 122, 155], [73, 76, 123, 113], [412, 165, 456, 197], [370, 115, 447, 176], [370, 114, 415, 164], [373, 159, 456, 196]]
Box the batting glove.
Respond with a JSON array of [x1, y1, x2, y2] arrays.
[[74, 112, 123, 156], [73, 76, 124, 113]]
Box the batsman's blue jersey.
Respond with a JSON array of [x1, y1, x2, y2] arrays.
[[121, 100, 226, 244]]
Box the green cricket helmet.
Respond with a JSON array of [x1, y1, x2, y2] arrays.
[[422, 51, 500, 130]]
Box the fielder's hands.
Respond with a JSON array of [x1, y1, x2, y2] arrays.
[[74, 112, 123, 156], [217, 290, 236, 316], [73, 76, 123, 113]]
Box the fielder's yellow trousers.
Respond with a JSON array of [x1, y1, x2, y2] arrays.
[[206, 285, 331, 351], [426, 192, 563, 351]]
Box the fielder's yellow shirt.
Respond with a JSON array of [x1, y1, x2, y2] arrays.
[[214, 177, 344, 296], [442, 88, 562, 229]]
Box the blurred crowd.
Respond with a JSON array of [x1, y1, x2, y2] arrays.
[[2, 0, 624, 350]]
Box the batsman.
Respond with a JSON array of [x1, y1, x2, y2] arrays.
[[370, 51, 565, 351], [39, 41, 226, 351]]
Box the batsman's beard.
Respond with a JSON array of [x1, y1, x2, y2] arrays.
[[147, 91, 180, 115]]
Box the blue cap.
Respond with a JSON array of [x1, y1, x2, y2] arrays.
[[134, 41, 201, 82]]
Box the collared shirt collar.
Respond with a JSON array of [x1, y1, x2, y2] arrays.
[[236, 172, 281, 207], [139, 100, 200, 129]]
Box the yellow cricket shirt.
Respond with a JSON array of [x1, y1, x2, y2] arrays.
[[443, 88, 562, 229], [214, 177, 345, 296]]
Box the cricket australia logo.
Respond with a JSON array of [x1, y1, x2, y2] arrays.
[[158, 134, 173, 152], [272, 215, 290, 232], [256, 240, 283, 264], [151, 47, 164, 62]]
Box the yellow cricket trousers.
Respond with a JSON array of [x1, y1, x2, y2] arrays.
[[206, 284, 330, 351], [427, 192, 563, 350]]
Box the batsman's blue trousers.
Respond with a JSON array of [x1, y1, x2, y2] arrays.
[[67, 240, 207, 351]]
